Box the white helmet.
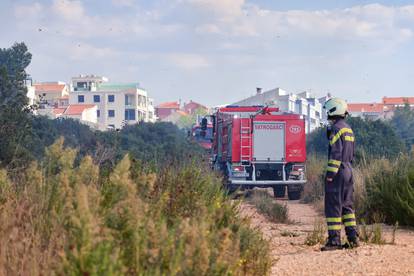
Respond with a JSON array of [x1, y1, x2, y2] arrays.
[[323, 98, 348, 117]]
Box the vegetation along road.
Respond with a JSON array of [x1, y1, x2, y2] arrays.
[[240, 193, 414, 276]]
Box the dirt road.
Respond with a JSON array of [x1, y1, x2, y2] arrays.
[[239, 198, 414, 276]]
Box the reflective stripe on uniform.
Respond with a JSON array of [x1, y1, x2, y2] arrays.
[[344, 136, 355, 142], [328, 159, 341, 166], [330, 128, 354, 145], [344, 221, 357, 227], [328, 225, 342, 230], [343, 213, 356, 220], [327, 166, 339, 173], [326, 217, 342, 223]]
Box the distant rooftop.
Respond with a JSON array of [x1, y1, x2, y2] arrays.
[[383, 97, 414, 105], [156, 101, 180, 109], [348, 103, 385, 113], [97, 82, 141, 91]]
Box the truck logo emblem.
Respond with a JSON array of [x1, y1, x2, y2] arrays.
[[289, 125, 301, 134]]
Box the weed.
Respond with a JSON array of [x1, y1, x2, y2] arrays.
[[391, 222, 399, 244], [305, 219, 326, 246], [358, 220, 388, 245], [248, 189, 290, 223]]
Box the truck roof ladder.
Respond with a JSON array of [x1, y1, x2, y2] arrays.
[[240, 119, 252, 162]]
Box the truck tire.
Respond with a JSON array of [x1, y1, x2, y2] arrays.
[[287, 190, 302, 200], [273, 185, 286, 198]]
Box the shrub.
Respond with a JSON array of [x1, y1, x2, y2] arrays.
[[364, 155, 414, 226], [247, 189, 289, 223], [304, 219, 326, 246], [0, 140, 271, 275], [302, 154, 325, 204]]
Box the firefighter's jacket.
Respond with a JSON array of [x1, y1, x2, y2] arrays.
[[326, 119, 355, 178]]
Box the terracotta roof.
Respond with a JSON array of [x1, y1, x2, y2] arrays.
[[64, 104, 96, 115], [184, 100, 208, 111], [34, 83, 66, 93], [176, 110, 189, 116], [156, 101, 180, 109], [348, 103, 384, 113], [53, 108, 66, 115], [382, 97, 414, 105]]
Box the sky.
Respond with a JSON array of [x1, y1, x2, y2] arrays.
[[1, 0, 414, 106]]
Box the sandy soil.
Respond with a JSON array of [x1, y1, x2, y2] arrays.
[[239, 196, 414, 276]]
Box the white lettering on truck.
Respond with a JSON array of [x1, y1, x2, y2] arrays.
[[255, 123, 284, 130]]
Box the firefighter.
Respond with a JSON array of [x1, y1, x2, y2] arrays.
[[321, 98, 359, 251]]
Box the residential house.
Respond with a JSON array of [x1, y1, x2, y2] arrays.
[[348, 103, 387, 120], [183, 100, 208, 115], [155, 101, 180, 120], [34, 82, 69, 106], [69, 75, 156, 130], [62, 104, 98, 128]]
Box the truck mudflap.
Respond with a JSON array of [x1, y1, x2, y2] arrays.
[[229, 179, 306, 185]]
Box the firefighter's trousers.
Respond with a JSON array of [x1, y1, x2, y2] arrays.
[[325, 163, 357, 243]]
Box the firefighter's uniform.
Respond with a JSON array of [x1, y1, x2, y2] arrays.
[[325, 118, 357, 246]]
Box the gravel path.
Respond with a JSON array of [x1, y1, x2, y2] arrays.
[[239, 197, 414, 276]]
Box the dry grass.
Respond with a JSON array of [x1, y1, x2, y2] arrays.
[[0, 139, 272, 275], [304, 219, 326, 246], [246, 189, 290, 224]]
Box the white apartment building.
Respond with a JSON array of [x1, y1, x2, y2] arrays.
[[69, 75, 156, 131], [233, 88, 324, 133]]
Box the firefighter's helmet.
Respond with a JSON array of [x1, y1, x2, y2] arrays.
[[323, 98, 348, 117]]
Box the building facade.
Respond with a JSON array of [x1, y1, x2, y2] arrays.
[[68, 75, 156, 130], [33, 82, 69, 106], [232, 88, 324, 133]]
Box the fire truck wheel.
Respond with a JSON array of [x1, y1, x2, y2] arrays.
[[287, 190, 302, 200], [273, 185, 286, 198]]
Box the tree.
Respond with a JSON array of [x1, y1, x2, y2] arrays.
[[390, 104, 414, 150], [177, 107, 208, 129], [0, 42, 33, 168], [307, 117, 406, 161]]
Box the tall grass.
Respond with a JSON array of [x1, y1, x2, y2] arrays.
[[247, 190, 290, 223], [0, 139, 271, 275], [304, 153, 414, 227]]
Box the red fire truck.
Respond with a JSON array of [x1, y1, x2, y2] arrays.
[[211, 106, 306, 200], [191, 120, 213, 150]]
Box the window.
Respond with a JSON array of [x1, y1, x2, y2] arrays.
[[108, 95, 115, 102], [94, 95, 100, 103], [78, 95, 84, 103], [108, 110, 115, 117], [125, 109, 136, 120], [125, 95, 134, 106], [97, 110, 100, 117]]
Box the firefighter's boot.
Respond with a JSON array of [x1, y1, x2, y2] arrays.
[[321, 237, 342, 251], [343, 236, 360, 249]]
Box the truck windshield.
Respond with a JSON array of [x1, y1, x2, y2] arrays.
[[194, 127, 213, 142]]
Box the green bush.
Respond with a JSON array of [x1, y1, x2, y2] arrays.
[[365, 155, 414, 226], [307, 117, 406, 160]]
